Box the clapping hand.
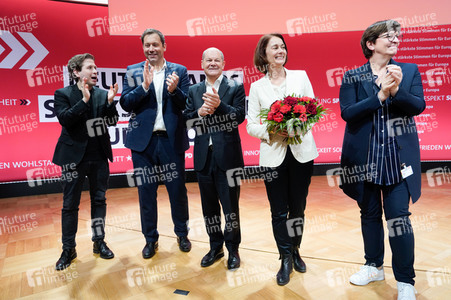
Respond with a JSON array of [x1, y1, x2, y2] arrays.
[[107, 83, 119, 104]]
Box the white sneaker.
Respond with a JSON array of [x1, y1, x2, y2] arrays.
[[397, 282, 417, 300], [349, 265, 385, 285]]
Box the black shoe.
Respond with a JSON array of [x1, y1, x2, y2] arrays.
[[227, 251, 240, 270], [293, 248, 306, 273], [201, 248, 224, 267], [177, 236, 191, 252], [142, 241, 158, 259], [93, 241, 114, 259], [276, 254, 293, 286], [55, 248, 77, 271]]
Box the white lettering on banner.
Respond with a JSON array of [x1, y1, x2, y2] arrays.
[[10, 160, 53, 169]]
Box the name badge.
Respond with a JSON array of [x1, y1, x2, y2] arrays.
[[401, 164, 413, 179]]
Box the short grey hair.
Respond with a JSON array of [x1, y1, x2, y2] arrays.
[[202, 47, 224, 60]]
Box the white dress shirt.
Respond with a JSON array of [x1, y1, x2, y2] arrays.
[[142, 60, 167, 132], [202, 74, 223, 146]]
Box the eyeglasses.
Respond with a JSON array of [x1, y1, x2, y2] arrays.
[[378, 32, 403, 42]]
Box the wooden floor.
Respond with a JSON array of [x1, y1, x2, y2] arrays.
[[0, 174, 450, 300]]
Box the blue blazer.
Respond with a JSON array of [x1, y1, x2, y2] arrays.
[[184, 77, 246, 171], [339, 60, 425, 203], [120, 61, 189, 153]]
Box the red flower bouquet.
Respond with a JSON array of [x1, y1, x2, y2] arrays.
[[258, 95, 327, 144]]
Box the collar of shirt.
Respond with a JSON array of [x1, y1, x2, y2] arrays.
[[153, 60, 167, 75], [205, 74, 223, 93]]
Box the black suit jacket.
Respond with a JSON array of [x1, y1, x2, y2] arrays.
[[184, 77, 245, 171], [52, 84, 119, 167]]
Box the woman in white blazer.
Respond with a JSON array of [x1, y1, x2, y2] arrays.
[[246, 33, 318, 286]]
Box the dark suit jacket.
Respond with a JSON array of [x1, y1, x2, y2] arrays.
[[120, 61, 189, 153], [184, 77, 245, 171], [52, 84, 119, 167], [339, 60, 425, 203]]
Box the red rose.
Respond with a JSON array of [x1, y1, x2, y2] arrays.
[[293, 104, 306, 114], [267, 111, 274, 121], [271, 101, 282, 112], [306, 103, 317, 115], [299, 113, 307, 122], [280, 104, 292, 114], [283, 96, 297, 106], [274, 112, 284, 123], [300, 96, 311, 103]]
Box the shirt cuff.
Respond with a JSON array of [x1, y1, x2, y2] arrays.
[[142, 82, 149, 93]]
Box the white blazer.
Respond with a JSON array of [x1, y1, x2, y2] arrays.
[[246, 69, 319, 167]]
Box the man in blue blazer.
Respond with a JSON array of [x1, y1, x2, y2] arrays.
[[120, 29, 191, 258], [53, 53, 119, 270], [184, 48, 245, 269], [339, 20, 425, 299]]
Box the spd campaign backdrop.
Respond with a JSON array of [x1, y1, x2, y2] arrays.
[[1, 0, 450, 183]]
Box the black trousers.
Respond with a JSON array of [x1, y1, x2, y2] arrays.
[[196, 146, 241, 253], [264, 147, 314, 256], [61, 159, 109, 250], [358, 180, 415, 285]]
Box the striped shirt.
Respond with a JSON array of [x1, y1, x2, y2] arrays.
[[367, 75, 402, 185]]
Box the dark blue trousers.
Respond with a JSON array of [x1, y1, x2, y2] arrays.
[[359, 180, 415, 285], [131, 133, 189, 243]]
